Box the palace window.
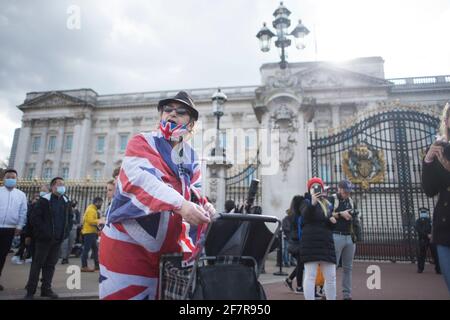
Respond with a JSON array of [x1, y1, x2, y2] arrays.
[[43, 167, 53, 180], [47, 136, 56, 153], [64, 134, 73, 152], [119, 134, 129, 153], [27, 166, 35, 180], [31, 136, 41, 153], [61, 167, 69, 180], [96, 136, 106, 153]]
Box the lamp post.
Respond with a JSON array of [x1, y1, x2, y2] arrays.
[[212, 88, 227, 159], [256, 2, 310, 69]]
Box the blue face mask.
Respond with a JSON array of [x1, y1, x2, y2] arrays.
[[4, 179, 17, 188], [40, 192, 47, 197], [420, 213, 429, 219], [56, 186, 66, 195]]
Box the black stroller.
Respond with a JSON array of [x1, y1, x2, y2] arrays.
[[158, 213, 281, 300]]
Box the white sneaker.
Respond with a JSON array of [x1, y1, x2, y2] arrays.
[[11, 256, 24, 265], [25, 258, 32, 263]]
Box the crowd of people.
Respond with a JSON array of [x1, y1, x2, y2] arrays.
[[278, 103, 450, 300], [1, 93, 449, 300], [0, 170, 117, 299]]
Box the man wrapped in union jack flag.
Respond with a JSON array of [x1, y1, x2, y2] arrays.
[[99, 91, 216, 300]]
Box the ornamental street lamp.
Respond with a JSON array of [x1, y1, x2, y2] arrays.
[[256, 2, 310, 69], [211, 88, 227, 158]]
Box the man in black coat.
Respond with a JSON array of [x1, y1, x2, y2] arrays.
[[415, 208, 440, 274], [24, 177, 73, 299]]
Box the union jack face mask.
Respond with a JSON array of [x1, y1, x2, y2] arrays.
[[159, 120, 190, 141]]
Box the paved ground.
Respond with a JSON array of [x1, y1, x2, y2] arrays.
[[0, 252, 448, 300]]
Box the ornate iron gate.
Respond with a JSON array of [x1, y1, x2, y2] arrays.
[[308, 106, 440, 262], [225, 163, 261, 209]]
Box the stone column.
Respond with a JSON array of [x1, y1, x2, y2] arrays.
[[74, 115, 92, 179], [14, 119, 32, 179], [259, 96, 304, 222], [36, 119, 49, 178], [106, 118, 120, 178], [69, 117, 83, 179], [53, 117, 66, 176], [331, 104, 340, 129], [205, 158, 232, 213], [254, 66, 308, 223], [132, 116, 143, 136]]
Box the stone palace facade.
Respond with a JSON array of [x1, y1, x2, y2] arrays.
[[9, 56, 450, 216]]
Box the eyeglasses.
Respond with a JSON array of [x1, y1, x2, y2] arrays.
[[162, 105, 190, 116]]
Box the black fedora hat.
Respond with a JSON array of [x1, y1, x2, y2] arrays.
[[157, 91, 199, 121]]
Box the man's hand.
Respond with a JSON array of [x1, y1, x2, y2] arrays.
[[203, 202, 216, 218], [97, 217, 106, 225], [14, 229, 21, 236], [175, 200, 210, 225], [340, 210, 353, 221], [329, 217, 337, 224]]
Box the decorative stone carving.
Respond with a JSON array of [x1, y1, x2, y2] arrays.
[[22, 119, 33, 128], [266, 68, 298, 89], [269, 105, 298, 181], [306, 73, 340, 88], [208, 178, 218, 204], [109, 118, 120, 127]]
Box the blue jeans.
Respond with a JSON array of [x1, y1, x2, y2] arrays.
[[81, 233, 98, 268], [437, 245, 450, 294], [333, 234, 356, 299]]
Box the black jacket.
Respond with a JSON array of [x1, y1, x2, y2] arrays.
[[415, 217, 432, 240], [422, 157, 450, 247], [31, 193, 74, 242], [299, 194, 336, 264]]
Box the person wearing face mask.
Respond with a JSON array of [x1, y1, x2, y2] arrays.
[[299, 177, 337, 300], [99, 91, 215, 300], [80, 197, 104, 272], [0, 168, 27, 291], [24, 177, 73, 299], [415, 208, 440, 274]]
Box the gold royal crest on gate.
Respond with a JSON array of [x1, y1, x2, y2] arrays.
[[342, 142, 385, 190]]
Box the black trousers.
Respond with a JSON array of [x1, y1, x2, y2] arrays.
[[288, 252, 304, 288], [417, 238, 440, 272], [26, 240, 62, 294], [0, 228, 15, 278]]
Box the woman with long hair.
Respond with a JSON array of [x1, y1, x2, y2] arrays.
[[284, 195, 305, 294], [299, 177, 337, 300], [422, 102, 450, 293]]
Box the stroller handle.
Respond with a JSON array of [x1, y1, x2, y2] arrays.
[[214, 213, 280, 224]]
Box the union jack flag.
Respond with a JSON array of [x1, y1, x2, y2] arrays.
[[99, 131, 206, 300]]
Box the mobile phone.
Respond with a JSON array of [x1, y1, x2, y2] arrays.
[[311, 185, 323, 195]]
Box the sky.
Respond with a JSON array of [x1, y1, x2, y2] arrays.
[[1, 0, 450, 163]]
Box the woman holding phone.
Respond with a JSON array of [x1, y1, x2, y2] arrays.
[[299, 177, 337, 300]]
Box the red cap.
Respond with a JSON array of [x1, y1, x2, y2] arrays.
[[307, 177, 325, 190]]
